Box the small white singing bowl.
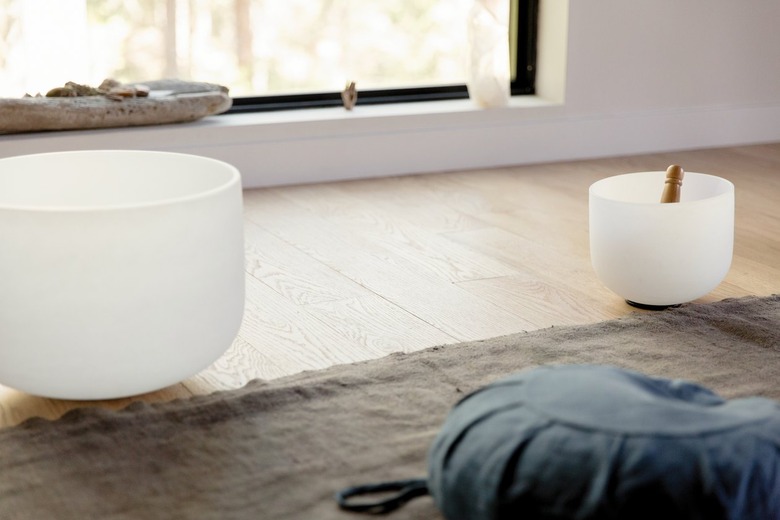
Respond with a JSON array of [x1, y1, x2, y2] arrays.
[[589, 171, 734, 309], [0, 150, 245, 399]]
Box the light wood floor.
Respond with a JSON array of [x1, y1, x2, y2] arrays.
[[2, 143, 779, 428]]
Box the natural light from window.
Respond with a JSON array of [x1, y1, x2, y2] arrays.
[[0, 0, 474, 98]]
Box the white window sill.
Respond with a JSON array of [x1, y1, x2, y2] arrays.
[[3, 94, 780, 188], [0, 95, 564, 187], [217, 94, 558, 127]]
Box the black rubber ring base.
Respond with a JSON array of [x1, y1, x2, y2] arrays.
[[626, 300, 681, 311]]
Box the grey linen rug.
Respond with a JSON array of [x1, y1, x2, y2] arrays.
[[1, 295, 779, 520]]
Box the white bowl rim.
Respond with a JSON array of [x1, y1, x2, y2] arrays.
[[589, 171, 734, 206], [0, 149, 241, 213]]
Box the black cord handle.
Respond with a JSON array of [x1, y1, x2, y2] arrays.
[[335, 478, 429, 514]]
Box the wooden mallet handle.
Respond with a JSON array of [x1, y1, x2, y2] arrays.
[[660, 165, 684, 203]]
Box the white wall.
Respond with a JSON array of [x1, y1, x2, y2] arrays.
[[567, 1, 780, 112], [2, 0, 780, 188]]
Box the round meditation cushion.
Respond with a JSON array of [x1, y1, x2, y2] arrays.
[[427, 364, 780, 519]]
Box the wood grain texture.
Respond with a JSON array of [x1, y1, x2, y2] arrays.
[[2, 143, 779, 427]]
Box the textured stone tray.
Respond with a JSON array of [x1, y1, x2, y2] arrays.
[[0, 80, 232, 135]]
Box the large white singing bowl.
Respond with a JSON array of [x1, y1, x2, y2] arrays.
[[0, 150, 245, 399], [589, 172, 734, 308]]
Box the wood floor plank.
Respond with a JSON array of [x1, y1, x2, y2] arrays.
[[245, 192, 537, 339], [443, 226, 610, 301], [269, 183, 519, 283], [302, 295, 457, 355], [238, 274, 387, 373], [724, 256, 780, 295], [244, 221, 368, 306], [182, 337, 287, 394], [336, 174, 489, 234], [456, 274, 627, 329]]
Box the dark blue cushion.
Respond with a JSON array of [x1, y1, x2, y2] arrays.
[[428, 365, 780, 519]]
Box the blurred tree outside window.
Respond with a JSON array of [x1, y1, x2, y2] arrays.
[[0, 0, 475, 99]]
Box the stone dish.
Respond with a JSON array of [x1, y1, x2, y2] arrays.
[[0, 79, 232, 134]]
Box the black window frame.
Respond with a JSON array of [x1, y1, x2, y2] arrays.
[[227, 0, 538, 114]]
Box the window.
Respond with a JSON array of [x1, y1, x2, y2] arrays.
[[0, 0, 538, 112]]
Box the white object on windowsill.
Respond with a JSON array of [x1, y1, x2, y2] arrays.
[[467, 0, 510, 108]]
